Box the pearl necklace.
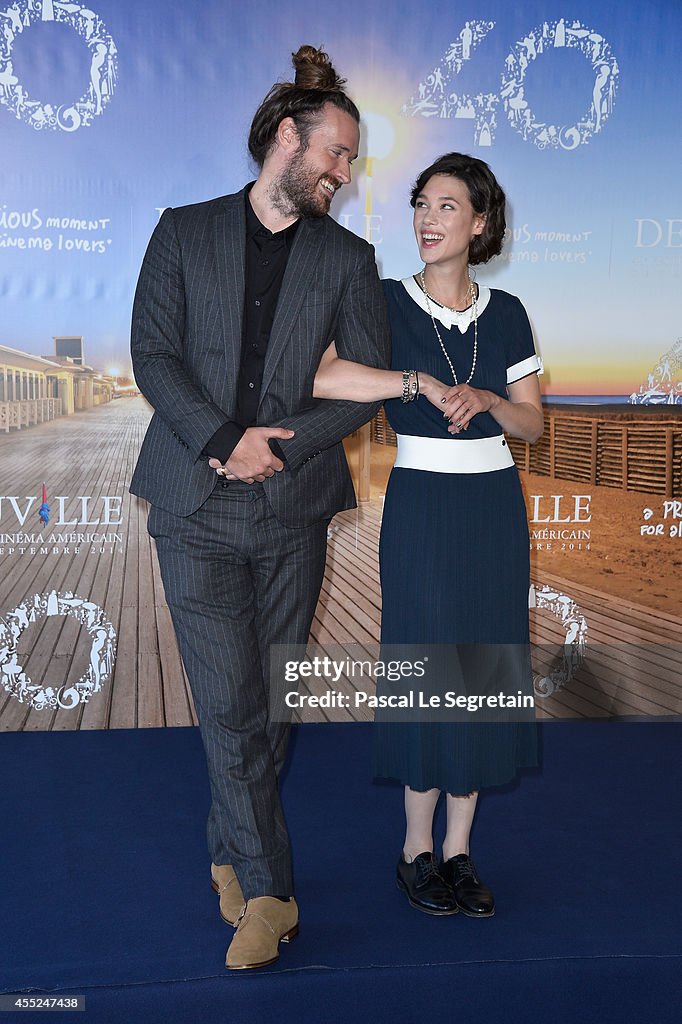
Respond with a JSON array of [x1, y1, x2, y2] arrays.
[[419, 270, 478, 386]]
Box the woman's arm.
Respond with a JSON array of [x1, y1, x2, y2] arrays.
[[438, 375, 544, 442], [313, 342, 446, 404], [314, 343, 543, 442]]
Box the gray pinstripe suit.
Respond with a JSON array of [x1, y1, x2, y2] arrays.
[[130, 188, 390, 898]]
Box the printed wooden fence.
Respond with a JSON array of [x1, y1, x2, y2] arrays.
[[371, 407, 682, 496]]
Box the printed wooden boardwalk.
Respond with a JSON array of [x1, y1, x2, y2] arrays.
[[316, 506, 682, 722], [0, 398, 195, 732], [0, 397, 679, 731]]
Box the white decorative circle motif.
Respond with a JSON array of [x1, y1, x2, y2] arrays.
[[0, 1, 118, 132], [501, 18, 619, 150], [530, 584, 587, 696], [0, 591, 117, 710]]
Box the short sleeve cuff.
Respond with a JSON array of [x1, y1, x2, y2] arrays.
[[507, 354, 542, 384]]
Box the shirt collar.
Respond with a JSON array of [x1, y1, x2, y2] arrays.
[[401, 275, 491, 334]]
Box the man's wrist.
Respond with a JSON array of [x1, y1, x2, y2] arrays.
[[203, 421, 246, 463]]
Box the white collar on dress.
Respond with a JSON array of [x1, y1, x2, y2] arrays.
[[401, 275, 491, 334]]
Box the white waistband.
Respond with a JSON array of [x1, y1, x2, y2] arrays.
[[394, 434, 515, 474]]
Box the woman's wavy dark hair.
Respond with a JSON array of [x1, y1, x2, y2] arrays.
[[248, 45, 359, 167], [410, 153, 506, 265]]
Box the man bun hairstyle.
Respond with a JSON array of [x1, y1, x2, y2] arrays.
[[410, 153, 506, 265], [291, 44, 344, 90], [248, 45, 360, 167]]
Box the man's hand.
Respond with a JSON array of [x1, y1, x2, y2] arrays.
[[208, 426, 294, 483]]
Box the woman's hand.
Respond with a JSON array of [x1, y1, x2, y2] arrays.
[[433, 383, 495, 433], [417, 372, 450, 407], [438, 376, 544, 442]]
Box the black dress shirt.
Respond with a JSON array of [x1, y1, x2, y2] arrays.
[[203, 188, 299, 463]]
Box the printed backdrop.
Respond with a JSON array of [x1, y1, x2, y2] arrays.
[[0, 0, 680, 727]]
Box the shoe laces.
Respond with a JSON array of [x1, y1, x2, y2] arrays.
[[415, 854, 441, 884], [454, 855, 479, 882]]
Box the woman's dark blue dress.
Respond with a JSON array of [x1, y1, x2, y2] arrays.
[[374, 278, 539, 795]]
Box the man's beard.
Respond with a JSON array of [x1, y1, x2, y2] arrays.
[[269, 149, 338, 220]]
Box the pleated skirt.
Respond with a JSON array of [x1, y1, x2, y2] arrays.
[[374, 465, 538, 795]]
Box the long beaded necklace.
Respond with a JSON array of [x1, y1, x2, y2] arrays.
[[419, 269, 478, 386]]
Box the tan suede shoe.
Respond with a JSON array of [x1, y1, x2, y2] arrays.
[[225, 896, 299, 970], [210, 863, 246, 927]]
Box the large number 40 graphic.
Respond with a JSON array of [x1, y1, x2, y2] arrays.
[[403, 17, 619, 150], [0, 0, 117, 132]]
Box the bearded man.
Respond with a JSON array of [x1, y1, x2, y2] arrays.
[[130, 45, 389, 969]]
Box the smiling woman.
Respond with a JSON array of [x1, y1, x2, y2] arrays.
[[312, 152, 544, 921], [411, 152, 506, 268]]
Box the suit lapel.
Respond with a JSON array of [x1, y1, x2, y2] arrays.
[[259, 217, 326, 402], [214, 193, 246, 392]]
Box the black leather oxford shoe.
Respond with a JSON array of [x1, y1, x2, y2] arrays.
[[396, 852, 459, 915], [440, 854, 495, 917]]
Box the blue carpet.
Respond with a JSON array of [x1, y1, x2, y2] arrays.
[[1, 721, 680, 1022]]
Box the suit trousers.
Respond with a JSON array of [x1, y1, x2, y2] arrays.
[[148, 480, 328, 900]]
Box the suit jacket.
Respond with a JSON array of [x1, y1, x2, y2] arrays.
[[130, 188, 391, 526]]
